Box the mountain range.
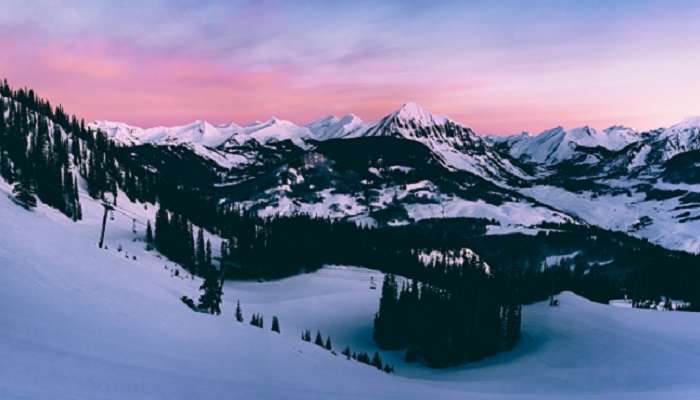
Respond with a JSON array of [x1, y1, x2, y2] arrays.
[[83, 104, 700, 254]]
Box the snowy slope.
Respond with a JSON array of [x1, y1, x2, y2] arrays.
[[3, 179, 700, 398], [305, 114, 367, 140], [654, 116, 700, 161], [229, 267, 700, 399], [504, 125, 641, 165], [0, 182, 447, 400], [522, 184, 700, 254]]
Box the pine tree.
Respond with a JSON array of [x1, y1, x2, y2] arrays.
[[373, 273, 399, 349], [12, 176, 37, 209], [302, 329, 311, 342], [195, 227, 205, 268], [271, 316, 280, 333], [197, 268, 222, 315], [154, 207, 169, 253], [342, 346, 351, 360], [205, 239, 212, 269], [220, 240, 229, 261], [314, 331, 324, 347], [235, 300, 243, 322], [324, 336, 332, 351], [71, 175, 82, 220], [371, 352, 383, 370], [145, 220, 153, 244], [357, 352, 370, 364]]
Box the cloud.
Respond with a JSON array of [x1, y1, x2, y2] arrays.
[[1, 0, 699, 133]]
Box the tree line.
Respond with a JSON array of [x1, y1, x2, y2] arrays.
[[374, 267, 520, 368]]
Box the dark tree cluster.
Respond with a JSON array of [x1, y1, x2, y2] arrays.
[[154, 207, 214, 276], [0, 81, 82, 219], [374, 269, 521, 368], [250, 313, 264, 328], [215, 206, 504, 287], [0, 79, 168, 221], [154, 205, 223, 315]]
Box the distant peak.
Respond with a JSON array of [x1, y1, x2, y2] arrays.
[[393, 102, 448, 125], [338, 113, 362, 124], [398, 101, 427, 114], [671, 116, 700, 130], [538, 126, 566, 136]]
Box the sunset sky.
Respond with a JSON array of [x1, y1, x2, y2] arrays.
[[2, 0, 700, 135]]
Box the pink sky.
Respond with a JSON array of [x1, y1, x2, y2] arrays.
[[2, 1, 700, 135]]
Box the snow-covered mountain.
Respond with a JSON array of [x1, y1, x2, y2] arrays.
[[654, 116, 700, 161], [94, 103, 529, 184], [89, 107, 700, 253], [93, 120, 242, 147], [355, 102, 530, 182], [305, 114, 367, 140], [495, 125, 641, 165], [92, 117, 319, 149]]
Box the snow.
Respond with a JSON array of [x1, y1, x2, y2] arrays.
[[654, 181, 700, 193], [394, 102, 449, 126], [507, 126, 640, 164], [655, 118, 700, 161], [406, 197, 573, 227], [601, 125, 641, 150], [228, 269, 700, 399], [669, 116, 700, 131], [306, 114, 367, 140], [609, 298, 634, 308], [253, 189, 365, 219], [629, 144, 652, 169], [544, 251, 581, 269], [417, 248, 490, 274], [0, 182, 428, 399], [92, 117, 317, 150], [238, 117, 313, 148], [522, 185, 700, 254], [91, 120, 242, 148], [3, 179, 700, 398]]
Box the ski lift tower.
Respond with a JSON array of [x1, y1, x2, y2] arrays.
[[98, 198, 114, 249]]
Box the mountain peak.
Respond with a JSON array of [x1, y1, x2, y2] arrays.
[[393, 102, 448, 126], [306, 113, 366, 140], [671, 116, 700, 131]]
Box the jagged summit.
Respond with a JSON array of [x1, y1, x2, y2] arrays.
[[91, 120, 242, 148], [306, 113, 366, 140], [669, 116, 700, 131], [504, 124, 641, 165], [391, 102, 449, 126]]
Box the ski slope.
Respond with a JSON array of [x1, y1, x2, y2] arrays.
[[2, 182, 700, 399]]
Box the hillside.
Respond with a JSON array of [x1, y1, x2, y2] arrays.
[[2, 181, 700, 399]]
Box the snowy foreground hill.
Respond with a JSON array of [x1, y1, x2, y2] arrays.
[[3, 178, 700, 399]]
